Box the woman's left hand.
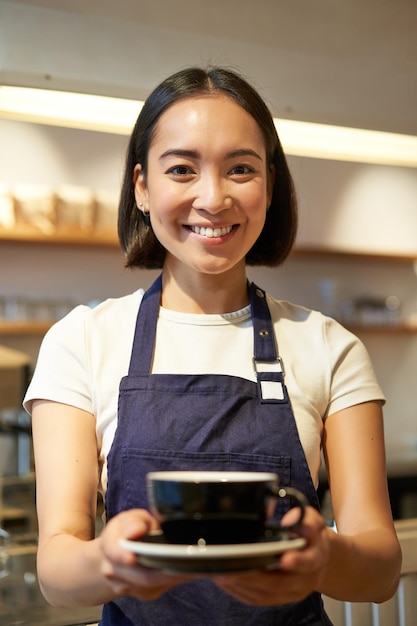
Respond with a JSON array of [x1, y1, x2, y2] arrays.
[[212, 506, 330, 606]]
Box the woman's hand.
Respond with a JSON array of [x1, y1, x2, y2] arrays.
[[212, 506, 330, 606], [99, 509, 197, 601]]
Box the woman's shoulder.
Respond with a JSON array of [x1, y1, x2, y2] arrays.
[[48, 289, 144, 333], [266, 294, 362, 355], [84, 289, 145, 325], [37, 290, 145, 363], [266, 294, 324, 327], [267, 294, 351, 330], [265, 294, 384, 412]]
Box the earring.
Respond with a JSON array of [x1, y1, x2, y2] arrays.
[[138, 202, 151, 227]]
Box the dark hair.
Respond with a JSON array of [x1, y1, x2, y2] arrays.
[[118, 66, 297, 269]]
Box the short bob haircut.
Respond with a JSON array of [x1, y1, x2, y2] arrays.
[[118, 66, 297, 269]]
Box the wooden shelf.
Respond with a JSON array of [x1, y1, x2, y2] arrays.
[[0, 506, 31, 522], [347, 323, 417, 334], [0, 472, 35, 487], [0, 228, 118, 247], [0, 321, 54, 335], [292, 245, 417, 263]]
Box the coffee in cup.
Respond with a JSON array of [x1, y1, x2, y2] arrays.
[[147, 470, 307, 545]]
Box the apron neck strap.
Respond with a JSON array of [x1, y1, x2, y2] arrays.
[[127, 276, 278, 375], [127, 274, 162, 376], [249, 282, 278, 363]]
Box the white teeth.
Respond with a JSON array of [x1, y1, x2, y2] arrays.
[[190, 225, 233, 238]]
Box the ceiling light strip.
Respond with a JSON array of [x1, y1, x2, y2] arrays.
[[1, 86, 416, 167], [275, 119, 417, 167]]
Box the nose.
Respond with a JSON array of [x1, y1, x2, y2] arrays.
[[192, 173, 231, 214]]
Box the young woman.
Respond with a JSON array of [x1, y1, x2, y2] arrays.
[[24, 67, 401, 625]]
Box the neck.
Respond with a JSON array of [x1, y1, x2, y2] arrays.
[[160, 265, 250, 314]]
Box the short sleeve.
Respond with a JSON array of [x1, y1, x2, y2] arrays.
[[324, 316, 385, 418], [23, 305, 93, 415]]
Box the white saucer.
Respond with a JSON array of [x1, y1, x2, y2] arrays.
[[120, 531, 306, 573]]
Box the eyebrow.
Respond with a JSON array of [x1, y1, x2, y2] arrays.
[[158, 148, 264, 162], [159, 149, 199, 161], [227, 149, 263, 161]]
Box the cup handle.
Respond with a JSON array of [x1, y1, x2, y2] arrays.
[[269, 486, 308, 532]]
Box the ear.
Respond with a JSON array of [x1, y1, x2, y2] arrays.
[[133, 163, 148, 208]]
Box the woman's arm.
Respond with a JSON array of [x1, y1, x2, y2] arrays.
[[32, 399, 113, 606], [317, 400, 401, 602], [32, 400, 192, 608]]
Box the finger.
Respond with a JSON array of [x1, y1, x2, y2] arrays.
[[101, 510, 158, 567], [119, 509, 160, 540]]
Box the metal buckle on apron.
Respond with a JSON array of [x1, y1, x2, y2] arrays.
[[252, 355, 285, 376], [252, 356, 287, 403]]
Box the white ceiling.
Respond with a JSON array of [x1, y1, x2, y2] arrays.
[[4, 0, 417, 135]]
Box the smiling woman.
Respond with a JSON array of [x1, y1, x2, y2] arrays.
[[118, 67, 297, 273], [24, 66, 401, 626], [131, 94, 271, 294]]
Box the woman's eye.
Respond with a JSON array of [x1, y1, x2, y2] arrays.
[[230, 164, 254, 176], [168, 165, 193, 176]]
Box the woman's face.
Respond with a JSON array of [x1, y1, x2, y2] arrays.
[[134, 94, 273, 280]]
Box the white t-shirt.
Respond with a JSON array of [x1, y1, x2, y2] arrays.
[[24, 289, 385, 494]]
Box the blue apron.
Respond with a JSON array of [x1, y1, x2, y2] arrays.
[[100, 276, 333, 625]]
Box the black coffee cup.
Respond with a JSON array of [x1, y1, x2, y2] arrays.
[[147, 471, 307, 545]]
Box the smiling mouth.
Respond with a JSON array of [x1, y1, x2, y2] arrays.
[[188, 225, 234, 238]]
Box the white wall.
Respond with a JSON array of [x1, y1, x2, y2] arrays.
[[292, 157, 417, 256]]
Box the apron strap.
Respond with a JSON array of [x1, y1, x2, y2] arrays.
[[127, 274, 162, 376], [250, 283, 287, 403], [249, 282, 278, 362]]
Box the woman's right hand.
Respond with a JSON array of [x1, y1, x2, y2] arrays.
[[99, 509, 196, 601]]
